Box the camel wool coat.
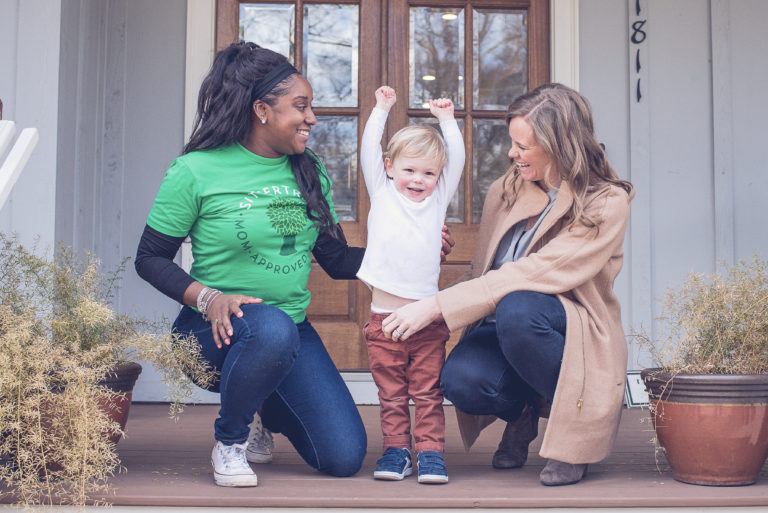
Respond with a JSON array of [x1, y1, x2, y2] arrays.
[[436, 176, 632, 464]]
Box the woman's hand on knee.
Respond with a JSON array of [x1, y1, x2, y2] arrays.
[[208, 294, 263, 348]]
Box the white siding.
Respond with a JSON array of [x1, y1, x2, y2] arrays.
[[730, 1, 768, 260], [54, 0, 191, 401], [580, 0, 768, 369]]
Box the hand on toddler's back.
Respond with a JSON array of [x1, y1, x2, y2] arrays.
[[429, 98, 454, 122], [375, 86, 397, 112]]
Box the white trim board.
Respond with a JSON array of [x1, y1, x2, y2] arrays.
[[135, 372, 425, 406], [551, 0, 580, 89], [181, 0, 216, 273], [184, 0, 215, 142], [340, 372, 380, 405]]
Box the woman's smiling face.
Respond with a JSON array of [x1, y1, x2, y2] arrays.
[[507, 116, 557, 188], [257, 75, 317, 157]]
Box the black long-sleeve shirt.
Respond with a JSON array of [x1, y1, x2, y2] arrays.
[[135, 224, 364, 304]]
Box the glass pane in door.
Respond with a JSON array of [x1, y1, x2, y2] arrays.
[[473, 9, 527, 110], [409, 7, 464, 109], [303, 4, 359, 107], [473, 118, 510, 222], [312, 116, 358, 221], [240, 3, 296, 60]]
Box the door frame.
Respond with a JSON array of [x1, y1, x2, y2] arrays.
[[181, 0, 579, 404]]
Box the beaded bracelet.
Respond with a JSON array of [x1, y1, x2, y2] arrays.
[[196, 287, 210, 311], [196, 286, 222, 322], [199, 288, 221, 322]]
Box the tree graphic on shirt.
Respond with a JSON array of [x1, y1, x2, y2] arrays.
[[267, 197, 306, 256]]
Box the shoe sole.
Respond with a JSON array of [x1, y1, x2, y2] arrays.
[[373, 467, 413, 480], [540, 466, 588, 486], [492, 453, 526, 469], [212, 459, 259, 487], [418, 473, 449, 484], [213, 472, 259, 487], [246, 452, 273, 464]]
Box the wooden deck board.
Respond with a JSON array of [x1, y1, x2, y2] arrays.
[[7, 404, 768, 509]]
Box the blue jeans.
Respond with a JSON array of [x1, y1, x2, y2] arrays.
[[440, 291, 566, 422], [173, 303, 366, 477]]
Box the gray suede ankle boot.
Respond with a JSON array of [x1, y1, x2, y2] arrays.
[[491, 404, 539, 469], [539, 458, 588, 486]]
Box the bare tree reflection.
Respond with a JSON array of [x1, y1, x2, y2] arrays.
[[305, 5, 358, 107], [410, 8, 463, 108], [310, 116, 358, 221], [239, 4, 295, 59], [240, 4, 358, 107], [474, 10, 526, 109], [409, 7, 526, 218], [473, 120, 510, 222]]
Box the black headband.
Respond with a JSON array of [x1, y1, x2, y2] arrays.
[[251, 61, 299, 102]]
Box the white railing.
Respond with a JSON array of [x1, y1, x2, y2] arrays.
[[0, 120, 39, 211]]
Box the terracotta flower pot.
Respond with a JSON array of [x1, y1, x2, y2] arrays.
[[641, 368, 768, 486], [99, 361, 142, 443]]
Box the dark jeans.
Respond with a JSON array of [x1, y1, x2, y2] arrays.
[[173, 303, 366, 477], [440, 291, 566, 422]]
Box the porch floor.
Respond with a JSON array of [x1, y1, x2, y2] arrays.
[[58, 404, 768, 509]]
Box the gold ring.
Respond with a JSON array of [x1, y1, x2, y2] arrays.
[[214, 318, 220, 324]]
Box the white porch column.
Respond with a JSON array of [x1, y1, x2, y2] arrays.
[[0, 0, 62, 250]]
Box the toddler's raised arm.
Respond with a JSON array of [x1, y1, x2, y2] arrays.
[[430, 97, 464, 200], [360, 86, 396, 193], [429, 98, 455, 123], [375, 86, 397, 112]]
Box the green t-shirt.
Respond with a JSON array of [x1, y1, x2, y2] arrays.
[[147, 144, 337, 323]]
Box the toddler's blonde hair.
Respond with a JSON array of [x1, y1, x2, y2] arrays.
[[385, 125, 448, 171]]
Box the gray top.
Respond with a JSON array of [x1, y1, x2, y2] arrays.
[[485, 188, 558, 323]]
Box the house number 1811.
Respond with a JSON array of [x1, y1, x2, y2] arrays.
[[631, 0, 647, 102]]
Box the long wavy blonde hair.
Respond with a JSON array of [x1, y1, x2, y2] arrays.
[[502, 83, 633, 229]]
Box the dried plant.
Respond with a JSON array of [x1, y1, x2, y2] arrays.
[[636, 256, 768, 375], [0, 233, 217, 507]]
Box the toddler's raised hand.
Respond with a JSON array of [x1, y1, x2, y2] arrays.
[[429, 98, 455, 122], [375, 86, 397, 112]]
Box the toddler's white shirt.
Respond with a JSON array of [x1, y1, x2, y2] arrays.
[[356, 107, 465, 299]]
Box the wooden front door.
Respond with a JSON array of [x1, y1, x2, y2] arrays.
[[217, 0, 550, 370]]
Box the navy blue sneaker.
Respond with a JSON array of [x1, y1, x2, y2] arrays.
[[373, 447, 412, 480], [417, 451, 449, 484]]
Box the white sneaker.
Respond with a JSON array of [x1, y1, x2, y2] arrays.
[[211, 441, 258, 487], [246, 415, 274, 464]]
